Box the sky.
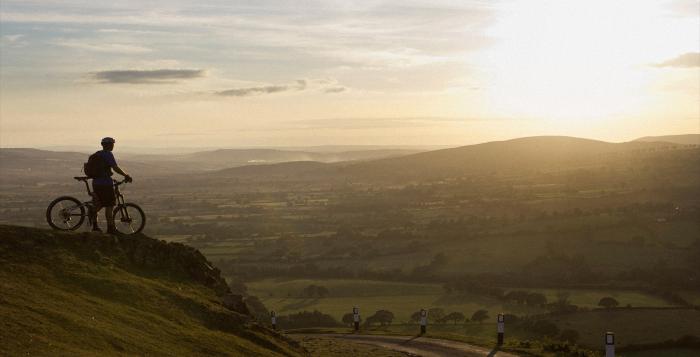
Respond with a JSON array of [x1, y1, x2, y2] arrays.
[[0, 0, 698, 148]]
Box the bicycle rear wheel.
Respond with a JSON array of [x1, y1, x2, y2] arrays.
[[46, 196, 86, 231], [113, 203, 146, 235]]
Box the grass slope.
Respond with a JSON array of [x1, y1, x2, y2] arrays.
[[0, 225, 303, 356]]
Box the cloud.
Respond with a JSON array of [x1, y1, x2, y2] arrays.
[[216, 79, 307, 97], [667, 0, 700, 17], [324, 86, 347, 94], [653, 52, 700, 68], [285, 116, 500, 130], [55, 40, 152, 54], [3, 34, 24, 43], [92, 69, 205, 84], [2, 34, 27, 47]]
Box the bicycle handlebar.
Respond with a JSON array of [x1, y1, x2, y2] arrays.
[[113, 178, 130, 186]]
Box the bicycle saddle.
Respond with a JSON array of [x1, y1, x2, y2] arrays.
[[74, 176, 89, 181]]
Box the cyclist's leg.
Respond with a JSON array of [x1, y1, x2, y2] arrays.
[[93, 183, 116, 233], [92, 204, 102, 229], [105, 205, 116, 232]]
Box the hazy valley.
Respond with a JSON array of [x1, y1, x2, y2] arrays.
[[2, 135, 699, 355]]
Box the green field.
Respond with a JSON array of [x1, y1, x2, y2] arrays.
[[247, 279, 677, 324], [248, 278, 541, 322]]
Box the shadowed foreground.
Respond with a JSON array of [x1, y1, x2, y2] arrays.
[[0, 225, 303, 356]]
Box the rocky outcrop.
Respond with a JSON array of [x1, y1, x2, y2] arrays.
[[0, 225, 233, 305], [223, 293, 251, 315]]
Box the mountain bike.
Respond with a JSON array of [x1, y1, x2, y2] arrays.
[[46, 177, 146, 235]]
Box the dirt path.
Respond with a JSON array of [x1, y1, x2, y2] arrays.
[[292, 334, 519, 357]]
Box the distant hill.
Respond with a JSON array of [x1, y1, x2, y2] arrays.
[[0, 147, 425, 182], [0, 148, 189, 181], [124, 148, 424, 170], [0, 225, 303, 356], [634, 134, 700, 145], [208, 136, 695, 183], [213, 161, 331, 179], [339, 136, 680, 181]]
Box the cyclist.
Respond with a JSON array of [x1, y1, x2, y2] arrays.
[[92, 137, 132, 234]]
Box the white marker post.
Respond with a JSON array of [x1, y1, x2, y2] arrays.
[[497, 313, 505, 345], [352, 307, 360, 332], [420, 309, 427, 335], [605, 332, 615, 357], [271, 311, 277, 330]]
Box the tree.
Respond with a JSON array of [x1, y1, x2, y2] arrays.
[[598, 297, 619, 309], [409, 311, 423, 324], [316, 286, 330, 298], [428, 308, 445, 322], [342, 313, 360, 326], [443, 312, 466, 325], [471, 310, 489, 324], [560, 329, 580, 344], [365, 310, 394, 326]]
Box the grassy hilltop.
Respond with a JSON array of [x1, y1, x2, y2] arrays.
[[0, 225, 303, 356]]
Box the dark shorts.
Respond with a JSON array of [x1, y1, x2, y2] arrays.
[[93, 183, 116, 207]]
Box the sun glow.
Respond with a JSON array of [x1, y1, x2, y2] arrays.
[[474, 0, 698, 124]]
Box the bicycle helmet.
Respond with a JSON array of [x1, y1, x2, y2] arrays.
[[101, 137, 116, 145]]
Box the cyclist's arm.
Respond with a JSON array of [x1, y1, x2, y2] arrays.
[[112, 165, 130, 178]]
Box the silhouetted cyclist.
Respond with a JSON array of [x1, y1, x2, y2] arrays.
[[91, 137, 132, 234]]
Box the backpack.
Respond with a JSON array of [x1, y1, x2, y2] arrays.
[[84, 151, 108, 178]]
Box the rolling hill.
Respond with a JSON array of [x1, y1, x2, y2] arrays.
[[0, 225, 304, 356], [0, 148, 189, 181], [0, 147, 425, 182], [123, 148, 424, 170], [209, 136, 699, 184], [634, 134, 700, 145]]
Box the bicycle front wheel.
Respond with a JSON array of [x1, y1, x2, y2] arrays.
[[46, 196, 86, 231], [113, 203, 146, 235]]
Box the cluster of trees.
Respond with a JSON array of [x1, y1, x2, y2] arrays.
[[364, 310, 395, 326], [341, 313, 360, 326], [598, 297, 619, 309], [547, 292, 579, 314], [341, 310, 398, 327], [275, 310, 341, 329], [442, 282, 550, 307], [408, 308, 489, 324], [503, 290, 547, 306]]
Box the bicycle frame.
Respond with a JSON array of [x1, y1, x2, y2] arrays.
[[114, 182, 132, 223], [77, 178, 131, 224]]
